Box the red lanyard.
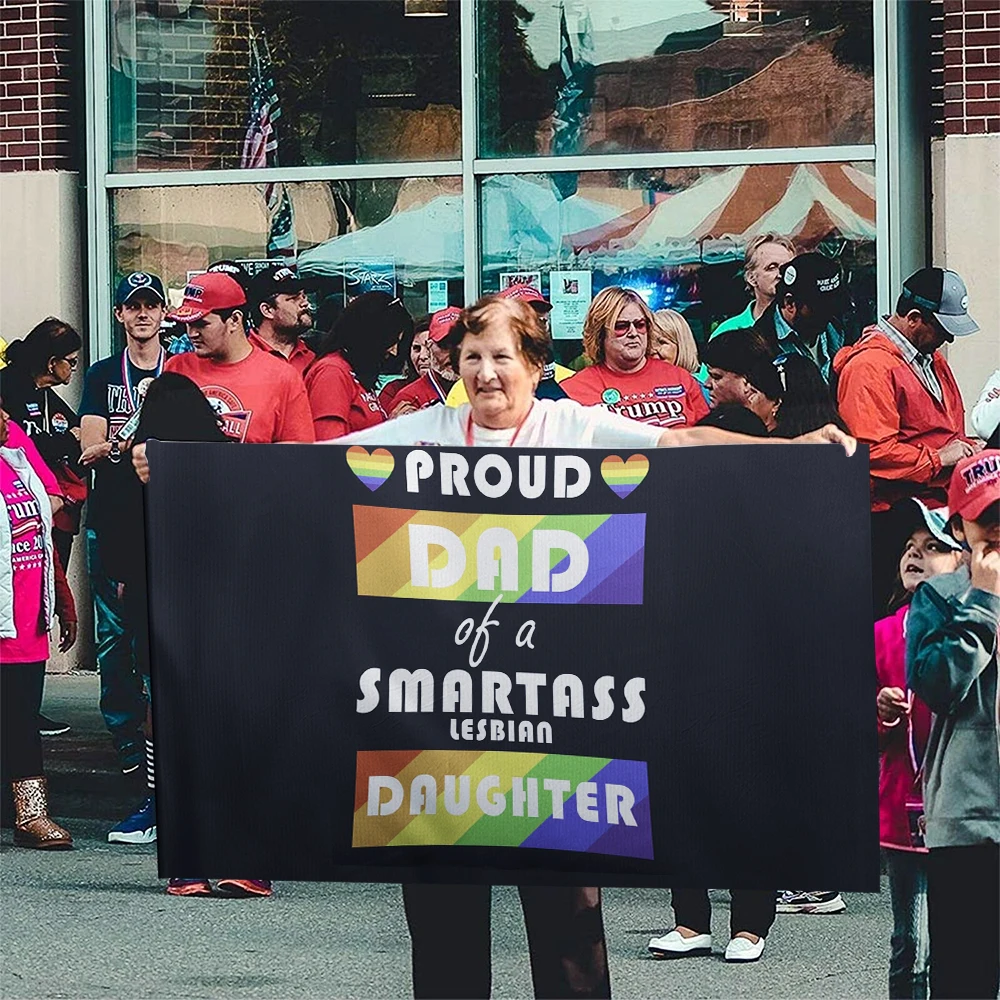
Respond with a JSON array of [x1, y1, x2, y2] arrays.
[[464, 402, 534, 448]]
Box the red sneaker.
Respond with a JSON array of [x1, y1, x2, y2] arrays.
[[166, 878, 212, 897], [215, 879, 273, 897]]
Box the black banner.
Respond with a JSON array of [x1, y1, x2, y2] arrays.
[[146, 440, 878, 888]]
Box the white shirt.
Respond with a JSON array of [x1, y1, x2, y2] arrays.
[[971, 369, 1000, 442], [334, 398, 664, 449]]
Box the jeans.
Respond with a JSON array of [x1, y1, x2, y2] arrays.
[[885, 849, 929, 999], [86, 529, 146, 750]]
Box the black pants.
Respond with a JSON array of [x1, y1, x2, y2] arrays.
[[1, 662, 46, 781], [402, 884, 611, 999], [927, 843, 999, 999], [671, 888, 776, 939]]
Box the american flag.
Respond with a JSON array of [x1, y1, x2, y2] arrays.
[[267, 183, 297, 260], [241, 30, 281, 171], [241, 29, 296, 260], [551, 3, 592, 199]]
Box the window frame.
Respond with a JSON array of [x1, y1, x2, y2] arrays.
[[84, 0, 914, 363]]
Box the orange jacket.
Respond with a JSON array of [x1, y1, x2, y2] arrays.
[[834, 325, 970, 512]]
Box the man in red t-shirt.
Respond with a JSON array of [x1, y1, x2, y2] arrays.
[[389, 306, 462, 417], [162, 272, 314, 444], [562, 295, 708, 429], [246, 265, 316, 376]]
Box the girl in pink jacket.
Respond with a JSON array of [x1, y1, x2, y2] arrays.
[[876, 499, 963, 999]]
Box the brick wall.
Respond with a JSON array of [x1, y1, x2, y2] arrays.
[[942, 0, 1000, 135], [0, 0, 79, 171], [121, 0, 253, 172]]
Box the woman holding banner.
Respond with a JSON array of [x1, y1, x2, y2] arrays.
[[336, 294, 855, 999]]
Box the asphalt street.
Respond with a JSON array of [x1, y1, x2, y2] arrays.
[[1, 675, 892, 1000]]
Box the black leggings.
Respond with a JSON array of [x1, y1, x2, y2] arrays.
[[1, 662, 46, 781], [402, 883, 611, 999], [671, 888, 776, 939]]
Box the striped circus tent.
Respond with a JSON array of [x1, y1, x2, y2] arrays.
[[567, 163, 876, 267]]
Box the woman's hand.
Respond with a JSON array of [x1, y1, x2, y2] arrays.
[[80, 440, 114, 466], [58, 616, 78, 653], [48, 494, 64, 517], [794, 423, 857, 456], [877, 686, 909, 725], [132, 442, 150, 484]]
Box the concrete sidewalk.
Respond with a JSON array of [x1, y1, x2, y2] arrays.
[[2, 674, 893, 999]]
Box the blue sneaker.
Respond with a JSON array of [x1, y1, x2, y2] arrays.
[[108, 794, 157, 844]]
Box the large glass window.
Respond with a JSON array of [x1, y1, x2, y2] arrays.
[[480, 163, 877, 363], [477, 0, 874, 157], [112, 176, 463, 326], [109, 0, 461, 172]]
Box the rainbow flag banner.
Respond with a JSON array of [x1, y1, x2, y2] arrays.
[[353, 507, 646, 604], [146, 440, 878, 887], [353, 750, 653, 859]]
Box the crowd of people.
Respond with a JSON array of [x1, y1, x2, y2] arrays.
[[1, 236, 997, 999]]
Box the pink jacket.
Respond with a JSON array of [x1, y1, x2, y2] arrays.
[[876, 605, 932, 852]]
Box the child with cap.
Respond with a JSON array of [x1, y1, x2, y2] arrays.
[[906, 450, 1000, 1000], [875, 499, 964, 999]]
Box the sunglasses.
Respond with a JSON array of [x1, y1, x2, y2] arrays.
[[612, 318, 648, 336], [57, 355, 80, 370]]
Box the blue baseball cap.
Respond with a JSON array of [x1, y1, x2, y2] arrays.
[[115, 271, 166, 307]]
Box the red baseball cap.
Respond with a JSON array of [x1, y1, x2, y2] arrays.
[[947, 449, 1000, 521], [497, 284, 553, 312], [428, 306, 463, 344], [168, 272, 247, 323]]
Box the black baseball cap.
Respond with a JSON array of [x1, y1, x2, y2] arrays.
[[249, 265, 306, 310], [701, 328, 772, 377], [899, 267, 979, 337], [115, 271, 166, 307], [778, 253, 843, 306]]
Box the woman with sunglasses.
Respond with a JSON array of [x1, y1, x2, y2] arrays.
[[562, 288, 709, 430], [305, 292, 414, 440], [0, 318, 85, 573]]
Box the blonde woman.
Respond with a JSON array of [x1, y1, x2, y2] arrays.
[[712, 232, 796, 340], [562, 287, 709, 430], [652, 308, 710, 391]]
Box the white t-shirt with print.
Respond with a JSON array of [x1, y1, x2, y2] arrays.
[[333, 398, 664, 449]]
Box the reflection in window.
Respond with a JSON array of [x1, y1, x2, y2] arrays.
[[477, 0, 874, 157], [479, 164, 876, 363], [112, 177, 463, 327], [109, 0, 460, 172]]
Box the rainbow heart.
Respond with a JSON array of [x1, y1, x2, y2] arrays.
[[600, 454, 649, 499], [346, 446, 394, 491]]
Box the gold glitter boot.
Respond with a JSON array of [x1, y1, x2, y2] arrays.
[[12, 777, 73, 850]]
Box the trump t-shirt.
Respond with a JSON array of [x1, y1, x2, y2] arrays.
[[562, 359, 709, 429], [165, 347, 315, 443]]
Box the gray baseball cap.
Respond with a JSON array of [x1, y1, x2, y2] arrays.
[[900, 267, 979, 338]]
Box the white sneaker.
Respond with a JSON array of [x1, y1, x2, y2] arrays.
[[648, 929, 712, 958], [725, 935, 765, 962]]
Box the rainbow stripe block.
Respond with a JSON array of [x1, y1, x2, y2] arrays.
[[353, 507, 646, 604], [600, 455, 650, 499], [353, 750, 653, 859], [346, 446, 395, 491]]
